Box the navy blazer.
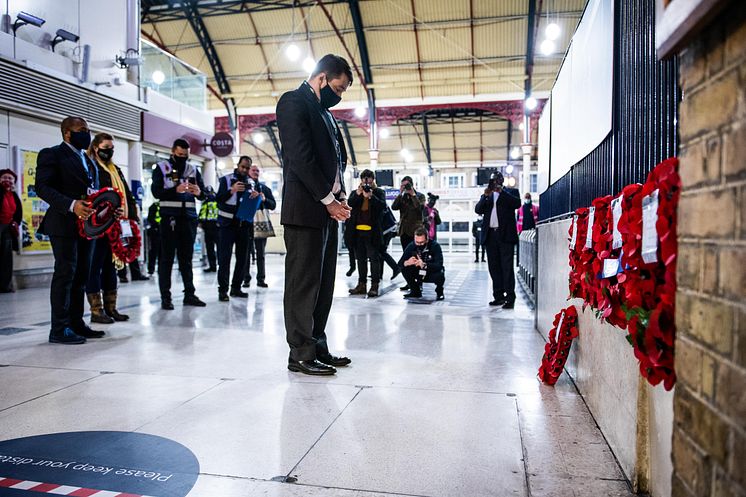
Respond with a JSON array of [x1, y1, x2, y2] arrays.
[[474, 187, 522, 244], [36, 142, 98, 238], [276, 82, 347, 229]]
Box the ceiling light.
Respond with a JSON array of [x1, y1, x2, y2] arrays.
[[525, 96, 538, 111], [285, 43, 300, 61], [506, 165, 515, 174], [540, 39, 555, 56], [379, 127, 390, 139], [302, 57, 316, 74], [151, 70, 165, 85], [507, 177, 516, 187], [510, 147, 520, 160], [354, 105, 367, 118], [545, 23, 561, 41], [252, 132, 265, 144], [400, 148, 410, 158]]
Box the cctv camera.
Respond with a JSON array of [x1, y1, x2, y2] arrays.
[[12, 11, 45, 33], [56, 29, 79, 43], [51, 28, 79, 51]]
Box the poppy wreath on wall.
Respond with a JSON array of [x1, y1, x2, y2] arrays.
[[562, 157, 680, 390], [538, 306, 579, 386]]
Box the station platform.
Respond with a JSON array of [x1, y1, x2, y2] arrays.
[[0, 255, 635, 497]]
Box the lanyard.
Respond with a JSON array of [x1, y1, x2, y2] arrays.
[[79, 151, 98, 190]]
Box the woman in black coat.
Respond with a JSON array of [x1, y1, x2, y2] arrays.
[[0, 169, 22, 292]]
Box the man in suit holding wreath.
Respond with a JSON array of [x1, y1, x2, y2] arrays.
[[36, 117, 105, 344], [276, 54, 353, 376]]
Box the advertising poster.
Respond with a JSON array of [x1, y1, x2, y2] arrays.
[[17, 148, 51, 253]]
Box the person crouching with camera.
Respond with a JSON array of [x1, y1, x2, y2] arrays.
[[398, 227, 445, 301], [347, 169, 386, 297]]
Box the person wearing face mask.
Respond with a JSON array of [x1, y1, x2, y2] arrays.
[[85, 133, 137, 324], [215, 155, 253, 301], [151, 138, 207, 310], [0, 169, 22, 293], [475, 172, 522, 309], [276, 54, 353, 376], [517, 193, 539, 233], [36, 117, 104, 344]]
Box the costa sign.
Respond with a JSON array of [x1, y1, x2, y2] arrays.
[[210, 132, 234, 157]]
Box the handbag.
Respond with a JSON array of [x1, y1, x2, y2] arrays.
[[253, 208, 275, 238]]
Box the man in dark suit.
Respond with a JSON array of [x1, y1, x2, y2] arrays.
[[475, 172, 522, 308], [276, 54, 353, 376], [36, 117, 105, 344], [347, 169, 386, 297]]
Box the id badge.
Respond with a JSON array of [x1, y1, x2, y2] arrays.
[[87, 188, 99, 196], [120, 220, 133, 238]]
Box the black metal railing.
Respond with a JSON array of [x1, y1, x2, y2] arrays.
[[539, 0, 679, 220]]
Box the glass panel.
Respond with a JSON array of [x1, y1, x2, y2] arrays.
[[141, 40, 207, 111]]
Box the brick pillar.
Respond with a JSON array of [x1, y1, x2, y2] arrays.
[[673, 3, 746, 496]]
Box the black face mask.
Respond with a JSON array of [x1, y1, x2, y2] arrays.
[[172, 155, 188, 168], [97, 148, 114, 162], [70, 130, 91, 151], [319, 82, 341, 109], [234, 169, 247, 182]]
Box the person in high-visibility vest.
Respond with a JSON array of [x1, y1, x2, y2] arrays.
[[199, 185, 218, 272]]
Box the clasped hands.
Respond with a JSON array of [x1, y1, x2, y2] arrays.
[[326, 199, 351, 222]]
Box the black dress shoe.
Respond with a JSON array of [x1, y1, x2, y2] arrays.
[[161, 299, 174, 310], [502, 301, 515, 309], [242, 280, 251, 288], [49, 328, 86, 345], [346, 267, 355, 277], [404, 291, 423, 299], [204, 267, 217, 273], [75, 326, 105, 338], [436, 290, 445, 301], [489, 298, 507, 306], [230, 289, 248, 298], [317, 354, 352, 367], [288, 359, 336, 376], [257, 282, 268, 288], [218, 292, 229, 302], [183, 295, 207, 306], [390, 267, 401, 280], [132, 275, 150, 281], [399, 284, 410, 291]]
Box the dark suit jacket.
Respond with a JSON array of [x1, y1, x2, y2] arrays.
[[36, 142, 98, 238], [398, 239, 444, 273], [348, 187, 386, 244], [276, 82, 347, 229], [474, 187, 521, 244]]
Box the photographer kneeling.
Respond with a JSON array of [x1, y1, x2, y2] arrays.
[[399, 227, 445, 301]]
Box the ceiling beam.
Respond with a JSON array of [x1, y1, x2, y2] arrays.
[[181, 0, 237, 131], [143, 0, 347, 23], [422, 112, 432, 168], [410, 0, 424, 100], [264, 124, 283, 168], [341, 120, 358, 168], [348, 0, 376, 151]]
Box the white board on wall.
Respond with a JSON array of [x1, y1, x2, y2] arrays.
[[537, 96, 551, 195], [549, 0, 614, 184]]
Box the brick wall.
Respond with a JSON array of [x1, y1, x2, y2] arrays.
[[673, 2, 746, 496]]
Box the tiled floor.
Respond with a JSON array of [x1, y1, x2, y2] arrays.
[[0, 254, 637, 497]]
